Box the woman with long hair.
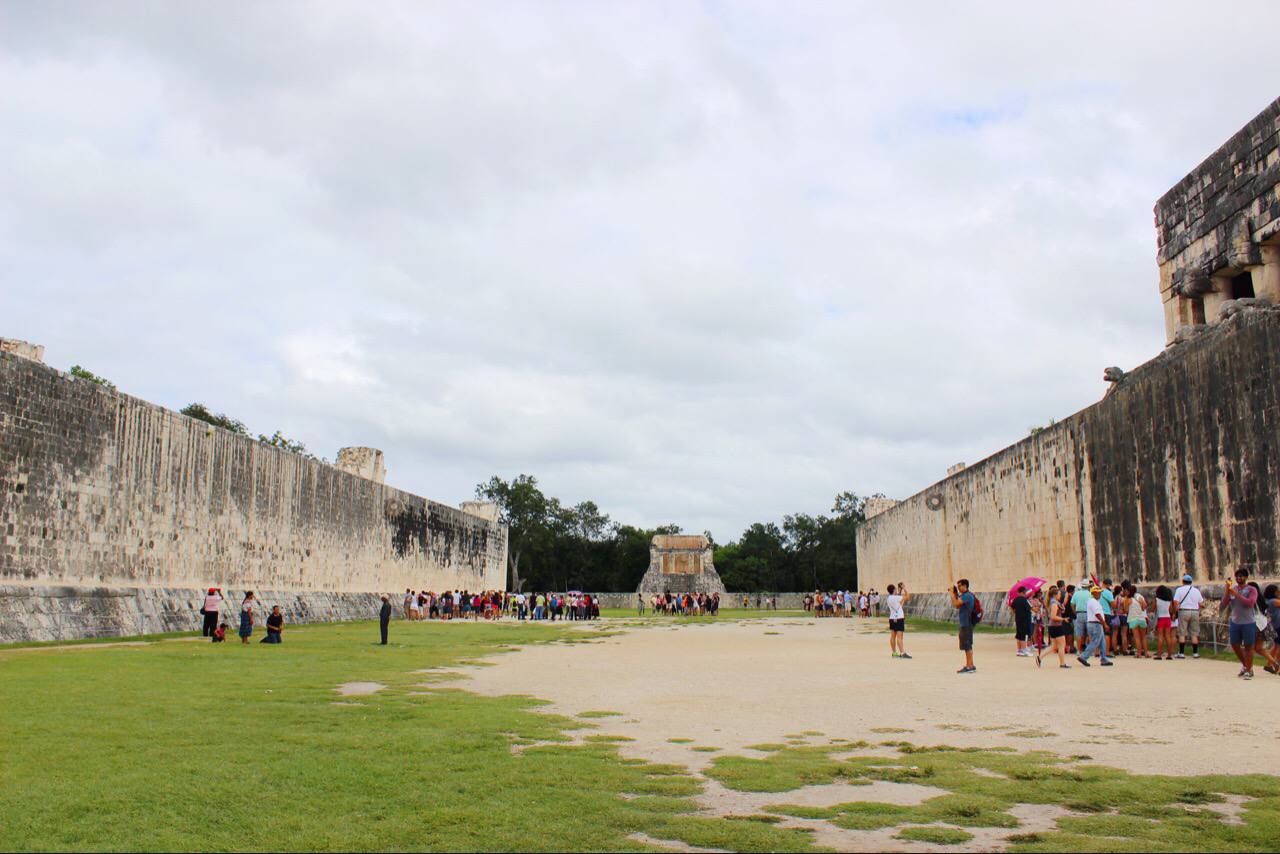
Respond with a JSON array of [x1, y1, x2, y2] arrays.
[[1046, 586, 1070, 668], [1153, 585, 1175, 660], [238, 591, 256, 645]]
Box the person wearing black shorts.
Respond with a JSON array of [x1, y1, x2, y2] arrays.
[[885, 583, 911, 659], [1012, 586, 1033, 657], [1046, 586, 1070, 668], [951, 579, 976, 674]]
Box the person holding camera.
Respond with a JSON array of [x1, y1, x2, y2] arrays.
[[950, 579, 977, 674], [886, 582, 911, 659]]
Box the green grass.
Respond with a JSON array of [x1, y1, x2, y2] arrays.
[[713, 743, 1280, 851], [895, 826, 973, 845], [0, 620, 815, 853]]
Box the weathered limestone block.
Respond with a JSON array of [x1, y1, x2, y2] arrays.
[[863, 497, 901, 519], [0, 337, 44, 363], [636, 535, 726, 596], [335, 447, 386, 483]]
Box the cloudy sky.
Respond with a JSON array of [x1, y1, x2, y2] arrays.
[[2, 2, 1276, 539]]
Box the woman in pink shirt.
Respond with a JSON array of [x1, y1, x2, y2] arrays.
[[201, 588, 222, 637]]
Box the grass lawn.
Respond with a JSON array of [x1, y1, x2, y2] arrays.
[[0, 620, 812, 853]]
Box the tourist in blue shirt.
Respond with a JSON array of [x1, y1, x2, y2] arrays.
[[950, 579, 977, 674]]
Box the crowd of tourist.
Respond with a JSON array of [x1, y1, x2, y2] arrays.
[[964, 569, 1280, 679], [645, 592, 720, 616], [803, 590, 883, 617]]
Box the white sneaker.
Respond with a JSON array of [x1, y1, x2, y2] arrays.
[[1192, 653, 1200, 659], [1173, 653, 1185, 659]]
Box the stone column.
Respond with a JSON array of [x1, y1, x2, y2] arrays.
[[1258, 245, 1280, 302], [1204, 276, 1234, 322]]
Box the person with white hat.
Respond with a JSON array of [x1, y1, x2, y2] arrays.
[[1077, 585, 1114, 667], [1172, 573, 1204, 659]]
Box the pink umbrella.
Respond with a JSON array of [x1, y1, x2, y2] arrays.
[[1007, 577, 1047, 606]]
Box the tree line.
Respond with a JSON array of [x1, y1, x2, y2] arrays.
[[475, 475, 870, 593]]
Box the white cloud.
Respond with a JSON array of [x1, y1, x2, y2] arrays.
[[1, 0, 1276, 538]]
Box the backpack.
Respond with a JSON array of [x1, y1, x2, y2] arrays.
[[971, 595, 984, 625]]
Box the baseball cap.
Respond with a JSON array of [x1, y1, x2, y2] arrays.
[[1089, 586, 1102, 593], [1182, 574, 1192, 583]]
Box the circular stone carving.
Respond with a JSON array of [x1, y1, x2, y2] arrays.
[[925, 494, 945, 511]]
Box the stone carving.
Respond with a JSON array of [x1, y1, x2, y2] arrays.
[[636, 535, 726, 596]]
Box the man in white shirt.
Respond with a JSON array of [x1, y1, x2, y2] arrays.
[[1172, 573, 1204, 658], [886, 583, 911, 659], [1077, 586, 1114, 667]]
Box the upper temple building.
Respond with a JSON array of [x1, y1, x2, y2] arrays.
[[1157, 97, 1280, 343]]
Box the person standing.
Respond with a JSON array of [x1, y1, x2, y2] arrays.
[[1172, 574, 1204, 658], [1222, 569, 1259, 679], [201, 587, 223, 637], [1070, 580, 1091, 657], [1046, 586, 1070, 668], [1077, 586, 1114, 667], [951, 579, 976, 674], [1153, 586, 1176, 660], [238, 592, 256, 645], [379, 595, 392, 645], [886, 583, 911, 659], [1012, 586, 1032, 657]]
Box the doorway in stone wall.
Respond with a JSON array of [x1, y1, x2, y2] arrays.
[[1231, 271, 1256, 299]]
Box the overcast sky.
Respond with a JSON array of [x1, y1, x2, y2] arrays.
[[2, 2, 1277, 539]]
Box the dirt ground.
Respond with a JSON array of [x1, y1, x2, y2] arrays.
[[459, 617, 1279, 777]]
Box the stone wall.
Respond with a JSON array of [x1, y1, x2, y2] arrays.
[[1157, 97, 1280, 342], [0, 350, 507, 641], [857, 306, 1280, 593]]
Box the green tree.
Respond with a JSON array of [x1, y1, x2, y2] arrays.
[[257, 430, 315, 459], [475, 474, 552, 592], [68, 365, 115, 390], [180, 402, 248, 434]]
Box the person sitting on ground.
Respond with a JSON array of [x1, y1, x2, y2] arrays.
[[262, 606, 283, 644], [886, 582, 911, 659], [212, 621, 227, 643]]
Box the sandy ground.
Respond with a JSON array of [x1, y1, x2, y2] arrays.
[[459, 617, 1279, 777]]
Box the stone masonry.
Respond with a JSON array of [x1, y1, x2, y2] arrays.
[[636, 534, 727, 596], [1158, 97, 1280, 342], [0, 346, 507, 642], [859, 99, 1280, 596]]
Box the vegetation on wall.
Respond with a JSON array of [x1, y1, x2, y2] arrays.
[[477, 475, 867, 593], [67, 364, 116, 390]]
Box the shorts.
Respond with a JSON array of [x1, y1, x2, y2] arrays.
[[1015, 623, 1031, 641], [1156, 617, 1172, 630], [889, 618, 905, 633], [1074, 613, 1088, 636], [958, 626, 974, 651], [1178, 611, 1201, 638], [1048, 625, 1069, 639], [1229, 623, 1258, 647], [1128, 617, 1147, 629]]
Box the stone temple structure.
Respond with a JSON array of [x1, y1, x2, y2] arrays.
[[636, 534, 726, 596], [857, 98, 1280, 637]]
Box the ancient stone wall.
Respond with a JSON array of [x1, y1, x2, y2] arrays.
[[1157, 97, 1280, 341], [0, 351, 507, 641], [858, 307, 1280, 593]]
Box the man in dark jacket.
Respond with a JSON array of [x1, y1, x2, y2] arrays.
[[379, 595, 392, 645]]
